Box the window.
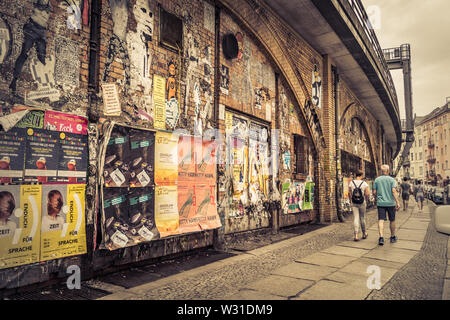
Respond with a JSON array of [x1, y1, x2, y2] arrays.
[[159, 7, 183, 51], [419, 139, 422, 147], [446, 161, 448, 169], [411, 153, 414, 161], [446, 145, 448, 154], [294, 135, 309, 175], [442, 148, 444, 156], [419, 167, 423, 175], [419, 152, 422, 160]]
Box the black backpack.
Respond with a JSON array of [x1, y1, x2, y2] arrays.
[[351, 181, 365, 204]]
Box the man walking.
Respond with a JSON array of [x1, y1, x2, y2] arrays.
[[373, 165, 400, 245], [348, 171, 370, 241], [400, 177, 412, 211]]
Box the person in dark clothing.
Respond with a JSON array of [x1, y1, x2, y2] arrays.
[[400, 177, 412, 211]]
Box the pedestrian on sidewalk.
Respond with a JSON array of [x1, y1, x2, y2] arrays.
[[400, 177, 412, 211], [373, 164, 400, 246], [414, 180, 425, 211], [348, 171, 370, 241]]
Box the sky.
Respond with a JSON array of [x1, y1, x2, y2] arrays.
[[361, 0, 450, 118]]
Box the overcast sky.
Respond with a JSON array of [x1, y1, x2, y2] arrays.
[[362, 0, 450, 118]]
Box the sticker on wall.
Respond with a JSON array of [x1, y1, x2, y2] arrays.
[[283, 151, 291, 171], [282, 181, 305, 214], [54, 36, 80, 90], [220, 65, 229, 95], [15, 109, 45, 129], [102, 83, 122, 116], [153, 75, 166, 130], [0, 185, 41, 270], [312, 64, 322, 109], [165, 98, 180, 129], [40, 184, 87, 262], [44, 110, 88, 135]]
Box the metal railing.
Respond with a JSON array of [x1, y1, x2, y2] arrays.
[[343, 0, 399, 113]]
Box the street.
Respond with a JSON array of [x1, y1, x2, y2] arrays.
[[5, 198, 449, 300]]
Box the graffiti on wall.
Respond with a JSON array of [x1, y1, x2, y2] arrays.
[[9, 0, 52, 94], [312, 64, 322, 109], [0, 14, 12, 64]]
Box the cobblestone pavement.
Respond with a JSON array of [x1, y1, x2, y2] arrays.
[[367, 201, 449, 300], [124, 208, 383, 300]]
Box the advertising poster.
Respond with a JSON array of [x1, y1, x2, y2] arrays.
[[103, 188, 130, 250], [127, 187, 160, 244], [178, 184, 200, 234], [155, 185, 180, 238], [129, 129, 155, 187], [24, 128, 59, 183], [302, 182, 314, 211], [178, 135, 196, 183], [104, 126, 131, 187], [40, 184, 87, 261], [282, 181, 305, 214], [197, 139, 217, 185], [43, 110, 88, 135], [281, 181, 290, 214], [196, 184, 221, 231], [57, 132, 88, 184], [155, 132, 178, 186], [0, 128, 26, 184], [0, 185, 41, 270]]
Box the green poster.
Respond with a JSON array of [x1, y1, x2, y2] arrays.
[[302, 182, 314, 211]]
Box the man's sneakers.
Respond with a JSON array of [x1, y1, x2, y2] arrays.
[[378, 236, 398, 245]]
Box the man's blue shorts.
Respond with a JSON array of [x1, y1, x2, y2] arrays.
[[377, 206, 396, 221]]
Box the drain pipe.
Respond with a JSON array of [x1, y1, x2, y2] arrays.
[[332, 66, 344, 222], [87, 0, 101, 122]]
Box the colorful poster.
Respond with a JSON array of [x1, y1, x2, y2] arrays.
[[248, 123, 270, 203], [197, 138, 217, 185], [155, 132, 178, 185], [40, 184, 87, 261], [15, 109, 45, 129], [44, 111, 88, 135], [178, 184, 220, 233], [178, 135, 196, 183], [0, 128, 26, 184], [57, 132, 88, 184], [282, 181, 305, 214], [178, 184, 200, 234], [153, 74, 166, 130], [0, 185, 41, 270], [129, 129, 155, 187], [24, 128, 59, 183], [302, 182, 314, 211], [155, 185, 180, 238], [196, 184, 220, 231]]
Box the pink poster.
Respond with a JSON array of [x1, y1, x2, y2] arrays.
[[44, 111, 88, 135]]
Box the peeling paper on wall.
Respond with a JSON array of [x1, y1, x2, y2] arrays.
[[0, 110, 29, 132]]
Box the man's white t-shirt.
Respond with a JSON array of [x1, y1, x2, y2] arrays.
[[41, 215, 65, 233], [349, 180, 369, 202]]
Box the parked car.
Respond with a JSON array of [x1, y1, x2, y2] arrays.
[[435, 205, 450, 234], [433, 187, 445, 204]]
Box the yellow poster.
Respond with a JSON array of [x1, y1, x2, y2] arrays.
[[155, 131, 179, 185], [153, 75, 166, 130], [0, 185, 41, 270], [155, 185, 180, 238], [40, 184, 87, 262], [225, 111, 233, 131]]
